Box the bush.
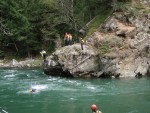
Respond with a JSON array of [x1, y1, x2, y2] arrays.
[[99, 41, 110, 55], [99, 36, 124, 55]]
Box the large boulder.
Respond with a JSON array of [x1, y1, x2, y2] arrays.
[[43, 44, 101, 77]]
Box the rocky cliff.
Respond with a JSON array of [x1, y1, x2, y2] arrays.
[[43, 1, 150, 78]]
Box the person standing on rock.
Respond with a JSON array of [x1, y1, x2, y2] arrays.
[[40, 50, 47, 62], [80, 37, 85, 50], [64, 32, 69, 46], [91, 104, 102, 113], [68, 33, 73, 45]]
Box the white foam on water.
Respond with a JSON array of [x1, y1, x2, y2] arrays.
[[17, 84, 48, 94], [4, 74, 16, 78], [47, 77, 59, 81], [31, 84, 48, 91], [67, 80, 77, 84], [31, 70, 38, 72], [86, 85, 96, 90], [69, 98, 77, 101], [4, 71, 30, 79], [3, 70, 19, 78], [26, 74, 30, 77]]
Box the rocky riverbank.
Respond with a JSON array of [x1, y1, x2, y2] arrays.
[[0, 58, 43, 68]]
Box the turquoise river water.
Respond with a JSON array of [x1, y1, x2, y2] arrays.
[[0, 68, 150, 113]]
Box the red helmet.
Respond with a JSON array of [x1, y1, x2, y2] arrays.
[[91, 104, 97, 111]]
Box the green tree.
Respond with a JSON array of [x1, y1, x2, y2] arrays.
[[0, 0, 60, 58]]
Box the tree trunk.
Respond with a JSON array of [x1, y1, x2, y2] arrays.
[[70, 0, 78, 42], [112, 0, 117, 12], [57, 0, 78, 41]]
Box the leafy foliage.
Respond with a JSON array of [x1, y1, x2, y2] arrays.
[[99, 42, 110, 55], [74, 0, 111, 28], [0, 0, 60, 58]]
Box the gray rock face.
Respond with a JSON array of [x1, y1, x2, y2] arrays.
[[98, 14, 150, 77], [43, 44, 101, 77]]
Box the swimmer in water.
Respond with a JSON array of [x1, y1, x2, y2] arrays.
[[29, 88, 37, 93]]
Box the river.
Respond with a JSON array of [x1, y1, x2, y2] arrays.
[[0, 68, 150, 113]]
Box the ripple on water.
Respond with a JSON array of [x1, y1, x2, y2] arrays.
[[4, 74, 16, 78], [3, 73, 31, 80], [86, 85, 96, 90]]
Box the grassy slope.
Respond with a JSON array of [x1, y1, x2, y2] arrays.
[[86, 13, 111, 37]]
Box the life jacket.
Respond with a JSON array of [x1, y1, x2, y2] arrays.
[[40, 50, 46, 56], [80, 38, 84, 43], [97, 110, 102, 113], [93, 110, 102, 113]]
